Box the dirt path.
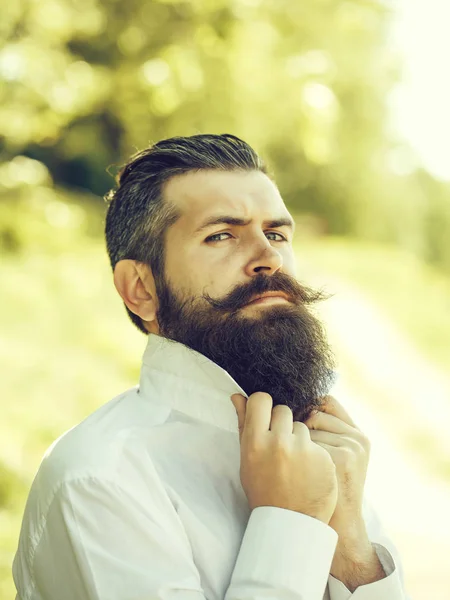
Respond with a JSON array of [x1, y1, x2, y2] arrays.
[[303, 268, 450, 600]]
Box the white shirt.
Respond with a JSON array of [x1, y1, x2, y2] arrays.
[[13, 334, 410, 600]]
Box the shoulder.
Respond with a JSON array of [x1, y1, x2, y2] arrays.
[[14, 389, 177, 596], [33, 385, 171, 500]]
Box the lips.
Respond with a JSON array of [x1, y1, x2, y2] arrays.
[[245, 292, 290, 305]]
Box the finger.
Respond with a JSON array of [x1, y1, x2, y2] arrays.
[[231, 393, 247, 419], [231, 394, 247, 441], [292, 420, 312, 441], [309, 430, 357, 448], [304, 410, 353, 435], [270, 404, 294, 436], [319, 395, 359, 429], [242, 392, 273, 439]]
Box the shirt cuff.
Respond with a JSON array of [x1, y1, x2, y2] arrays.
[[328, 543, 405, 600], [229, 506, 338, 600]]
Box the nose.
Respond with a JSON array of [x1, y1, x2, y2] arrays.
[[244, 240, 283, 276]]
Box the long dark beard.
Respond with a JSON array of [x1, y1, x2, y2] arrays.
[[155, 271, 336, 422]]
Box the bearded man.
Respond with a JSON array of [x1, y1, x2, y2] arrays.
[[13, 134, 410, 600]]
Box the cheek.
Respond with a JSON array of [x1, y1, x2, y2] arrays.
[[163, 246, 192, 294], [164, 246, 233, 299], [197, 249, 244, 296]]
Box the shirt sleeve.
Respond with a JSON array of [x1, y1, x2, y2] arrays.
[[24, 477, 338, 600], [29, 476, 207, 600], [327, 496, 412, 600], [225, 506, 338, 600]]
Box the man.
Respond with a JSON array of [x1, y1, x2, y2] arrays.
[[14, 134, 410, 599]]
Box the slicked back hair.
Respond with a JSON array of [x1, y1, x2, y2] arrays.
[[104, 133, 268, 334]]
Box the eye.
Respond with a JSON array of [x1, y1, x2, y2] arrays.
[[205, 232, 233, 243], [266, 231, 287, 242]]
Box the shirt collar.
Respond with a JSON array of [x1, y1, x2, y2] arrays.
[[138, 333, 247, 433]]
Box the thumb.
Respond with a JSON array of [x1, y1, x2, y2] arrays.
[[231, 394, 246, 440]]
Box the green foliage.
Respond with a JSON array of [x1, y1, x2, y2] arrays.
[[0, 1, 394, 216], [1, 0, 450, 266]]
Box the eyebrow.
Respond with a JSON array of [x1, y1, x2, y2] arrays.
[[193, 215, 295, 235]]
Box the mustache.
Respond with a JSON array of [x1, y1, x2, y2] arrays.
[[203, 272, 331, 312]]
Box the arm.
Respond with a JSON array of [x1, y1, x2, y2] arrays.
[[304, 397, 412, 599], [226, 506, 338, 600], [16, 476, 205, 600], [15, 475, 338, 600], [327, 496, 412, 599]]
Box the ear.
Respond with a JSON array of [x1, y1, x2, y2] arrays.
[[113, 260, 158, 325]]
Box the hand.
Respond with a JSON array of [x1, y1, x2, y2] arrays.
[[231, 392, 338, 523], [304, 396, 371, 546], [304, 399, 387, 589]]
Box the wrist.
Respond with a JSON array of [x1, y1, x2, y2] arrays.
[[333, 537, 374, 566], [333, 519, 374, 564], [336, 516, 368, 546], [331, 542, 386, 592]]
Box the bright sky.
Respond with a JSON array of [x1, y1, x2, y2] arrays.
[[388, 0, 450, 181]]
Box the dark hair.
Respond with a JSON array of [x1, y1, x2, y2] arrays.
[[104, 133, 268, 334]]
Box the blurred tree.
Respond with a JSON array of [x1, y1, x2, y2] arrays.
[[1, 0, 450, 265]]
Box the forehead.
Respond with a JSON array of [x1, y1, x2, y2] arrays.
[[163, 169, 291, 230]]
